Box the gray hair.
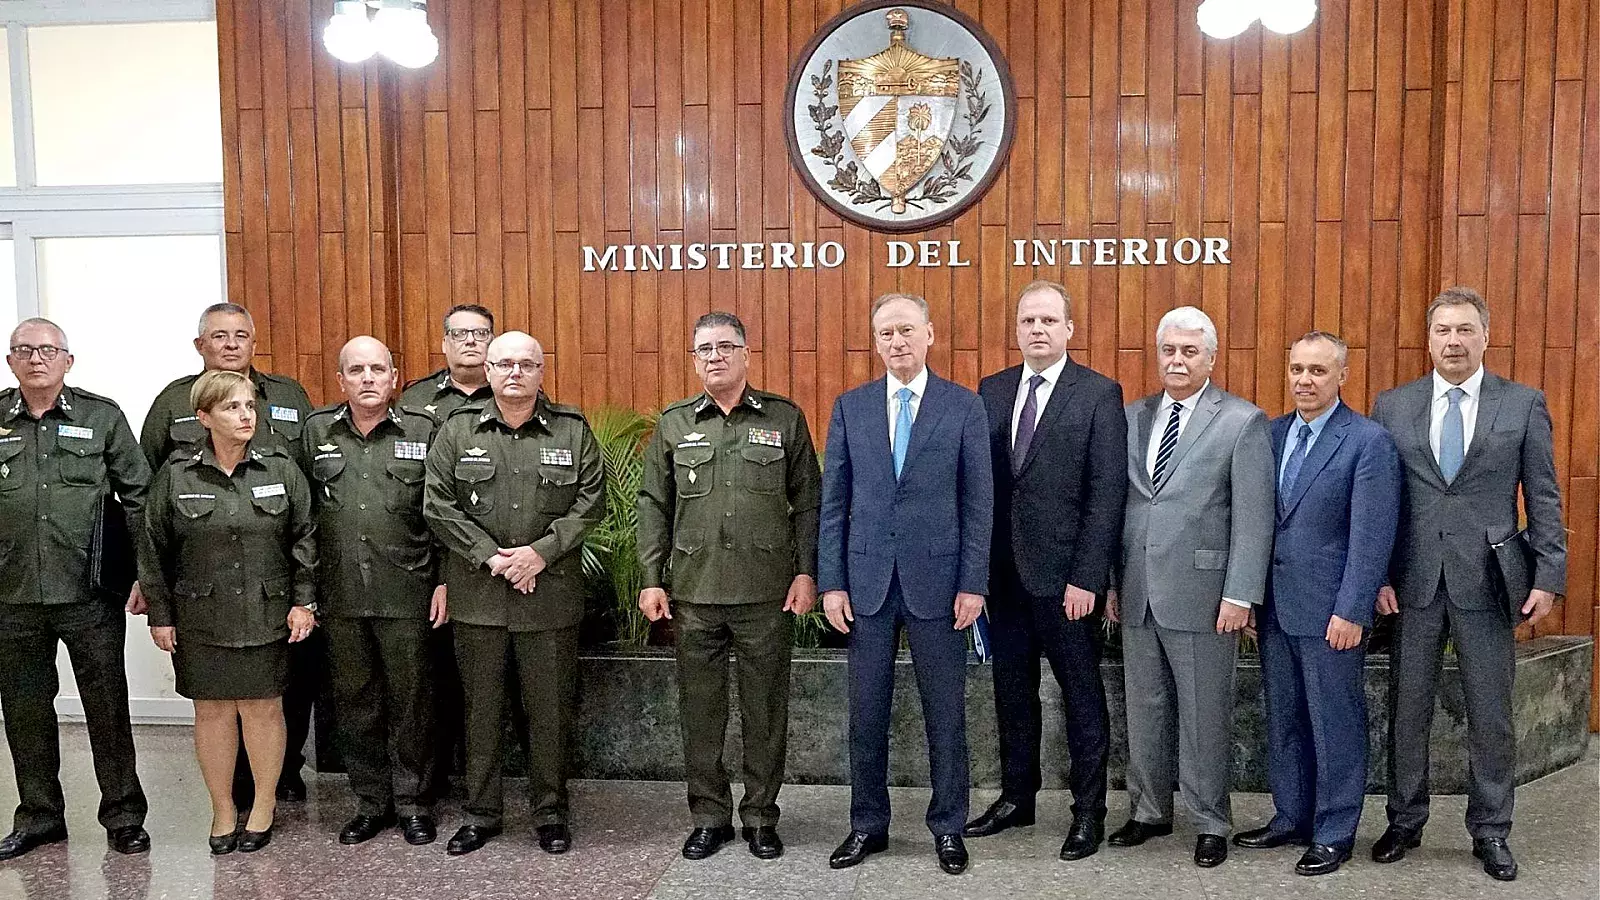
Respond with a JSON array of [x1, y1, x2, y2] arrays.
[[1427, 285, 1490, 330], [692, 311, 747, 344], [869, 292, 931, 323], [1155, 306, 1218, 354], [1291, 330, 1349, 366], [197, 302, 255, 336], [10, 317, 68, 350]]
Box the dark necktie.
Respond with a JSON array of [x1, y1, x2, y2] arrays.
[[1011, 373, 1045, 475], [1279, 422, 1313, 512], [1152, 401, 1182, 486]]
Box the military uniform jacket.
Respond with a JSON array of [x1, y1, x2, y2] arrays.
[[140, 368, 313, 473], [0, 386, 151, 606], [422, 395, 604, 632], [399, 368, 494, 422], [303, 403, 441, 620], [138, 440, 318, 647], [637, 387, 821, 605]]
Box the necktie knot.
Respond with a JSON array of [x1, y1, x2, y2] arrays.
[[1028, 374, 1044, 391], [1297, 422, 1313, 442], [896, 387, 913, 403], [1447, 386, 1465, 406]]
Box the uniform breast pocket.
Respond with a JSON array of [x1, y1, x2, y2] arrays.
[[249, 490, 290, 517], [454, 460, 497, 514], [266, 413, 303, 445], [0, 442, 23, 492], [311, 454, 346, 504], [385, 459, 425, 513], [673, 446, 715, 499], [173, 492, 217, 520], [56, 438, 106, 486], [536, 463, 579, 514], [739, 444, 786, 495]]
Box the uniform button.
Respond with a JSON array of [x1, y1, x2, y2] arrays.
[[513, 468, 521, 475], [230, 534, 238, 541], [725, 511, 733, 517], [359, 535, 368, 542], [725, 480, 733, 487], [234, 588, 243, 595], [39, 454, 47, 459], [724, 542, 734, 549], [512, 503, 520, 510], [359, 503, 367, 510], [361, 473, 369, 479], [38, 514, 46, 520], [233, 562, 241, 569], [360, 561, 370, 569], [363, 448, 370, 454], [39, 483, 46, 489]]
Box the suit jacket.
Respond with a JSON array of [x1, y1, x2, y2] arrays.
[[978, 356, 1127, 599], [1266, 402, 1402, 637], [1370, 371, 1567, 609], [1119, 383, 1276, 632], [818, 371, 994, 619]]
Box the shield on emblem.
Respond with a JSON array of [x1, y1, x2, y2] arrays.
[[836, 9, 960, 214]]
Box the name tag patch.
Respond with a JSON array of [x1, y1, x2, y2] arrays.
[[747, 428, 783, 448], [394, 441, 428, 461], [540, 447, 573, 466], [269, 406, 300, 423], [57, 425, 94, 440], [0, 435, 21, 444], [173, 415, 198, 424], [177, 493, 216, 500], [252, 483, 287, 499], [314, 452, 342, 462]]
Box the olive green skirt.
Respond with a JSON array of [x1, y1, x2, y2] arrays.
[[173, 639, 289, 700]]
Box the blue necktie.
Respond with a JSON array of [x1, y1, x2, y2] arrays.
[[1279, 422, 1313, 511], [1440, 386, 1465, 481], [892, 387, 913, 478]]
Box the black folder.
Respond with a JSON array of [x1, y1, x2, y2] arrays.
[[91, 492, 136, 600], [1489, 527, 1534, 621]]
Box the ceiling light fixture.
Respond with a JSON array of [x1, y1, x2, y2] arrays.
[[1196, 0, 1318, 39], [322, 0, 438, 68]]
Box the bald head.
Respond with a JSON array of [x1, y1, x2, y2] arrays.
[[485, 331, 545, 401], [337, 335, 394, 370], [335, 335, 399, 414]]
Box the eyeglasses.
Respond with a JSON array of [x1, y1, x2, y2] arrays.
[[9, 344, 65, 361], [690, 342, 746, 360], [487, 359, 543, 375], [445, 327, 494, 343]]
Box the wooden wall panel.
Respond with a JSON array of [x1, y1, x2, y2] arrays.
[[220, 0, 1600, 716]]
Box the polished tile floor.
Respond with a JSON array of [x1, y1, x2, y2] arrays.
[[0, 725, 1593, 900]]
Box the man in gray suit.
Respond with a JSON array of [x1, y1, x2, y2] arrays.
[[1107, 306, 1275, 868], [1369, 287, 1566, 882]]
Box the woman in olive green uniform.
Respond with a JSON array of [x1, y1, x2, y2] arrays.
[[137, 371, 317, 855]]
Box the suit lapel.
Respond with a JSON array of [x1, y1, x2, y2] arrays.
[[1017, 357, 1080, 476], [865, 377, 895, 483], [1153, 384, 1220, 496], [1410, 379, 1447, 487], [1132, 394, 1157, 495], [900, 373, 950, 481], [1455, 372, 1503, 481], [1279, 405, 1349, 520]]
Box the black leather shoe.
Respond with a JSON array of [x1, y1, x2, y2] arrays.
[[446, 824, 501, 856], [0, 827, 67, 861], [537, 824, 572, 854], [1233, 825, 1310, 849], [237, 826, 273, 853], [681, 825, 735, 860], [400, 815, 436, 845], [1194, 834, 1228, 867], [935, 834, 968, 875], [339, 813, 397, 845], [1107, 819, 1173, 847], [1370, 825, 1421, 863], [962, 799, 1035, 838], [1473, 837, 1518, 881], [742, 825, 783, 859], [275, 771, 307, 803], [1059, 818, 1104, 861], [1295, 843, 1352, 876], [208, 829, 239, 856], [828, 831, 888, 869], [107, 825, 151, 855]]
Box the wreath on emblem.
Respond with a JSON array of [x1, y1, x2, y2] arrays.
[[807, 59, 992, 212]]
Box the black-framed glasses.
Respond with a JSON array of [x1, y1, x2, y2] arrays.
[[487, 359, 543, 375], [446, 327, 494, 343], [690, 341, 746, 360], [9, 344, 64, 361]]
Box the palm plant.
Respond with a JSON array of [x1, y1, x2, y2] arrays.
[[581, 406, 658, 648]]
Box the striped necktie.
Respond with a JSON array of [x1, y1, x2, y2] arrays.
[[1152, 401, 1182, 485]]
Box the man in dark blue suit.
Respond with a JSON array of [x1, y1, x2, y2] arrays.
[[1233, 331, 1400, 876], [819, 292, 993, 876]]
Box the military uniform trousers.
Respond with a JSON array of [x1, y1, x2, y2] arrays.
[[0, 599, 147, 835], [326, 617, 436, 817], [454, 623, 578, 829], [674, 600, 792, 829]]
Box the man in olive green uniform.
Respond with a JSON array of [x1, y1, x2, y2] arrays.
[[0, 319, 152, 860], [422, 331, 603, 857], [139, 302, 319, 803], [637, 312, 822, 861], [304, 337, 447, 847]]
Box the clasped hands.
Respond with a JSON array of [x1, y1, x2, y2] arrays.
[[488, 545, 546, 594]]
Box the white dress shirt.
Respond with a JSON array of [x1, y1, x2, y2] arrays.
[[886, 367, 928, 449], [1011, 354, 1069, 447], [1145, 380, 1210, 480], [1429, 365, 1484, 464]]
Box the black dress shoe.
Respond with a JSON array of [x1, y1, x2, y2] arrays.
[[0, 827, 67, 861], [1295, 843, 1352, 876], [828, 831, 888, 869], [1107, 819, 1173, 847], [935, 834, 968, 875], [340, 813, 397, 845], [536, 823, 572, 854], [446, 824, 501, 856], [1059, 818, 1104, 861], [237, 826, 273, 853], [400, 815, 437, 845], [1193, 834, 1228, 867], [1473, 837, 1518, 881], [275, 771, 307, 803], [742, 825, 783, 859], [208, 829, 239, 856], [1232, 825, 1310, 849], [962, 799, 1035, 838], [107, 825, 151, 855], [680, 826, 735, 860], [1370, 825, 1421, 863]]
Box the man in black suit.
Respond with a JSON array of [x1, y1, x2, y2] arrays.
[[965, 281, 1127, 861]]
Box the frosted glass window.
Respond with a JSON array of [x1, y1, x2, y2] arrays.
[[29, 22, 223, 186], [0, 40, 15, 187], [37, 235, 222, 434]]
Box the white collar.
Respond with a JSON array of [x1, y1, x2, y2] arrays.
[[1022, 353, 1069, 387], [1432, 366, 1485, 401], [1160, 379, 1211, 412], [887, 367, 929, 400]]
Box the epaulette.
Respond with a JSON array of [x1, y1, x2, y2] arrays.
[[541, 398, 586, 419], [446, 401, 488, 420], [68, 387, 125, 410], [396, 403, 441, 426], [749, 388, 797, 410], [305, 402, 345, 421], [402, 368, 449, 392], [662, 395, 702, 414]]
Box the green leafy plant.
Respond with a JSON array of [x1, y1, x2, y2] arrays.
[[580, 406, 658, 648]]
